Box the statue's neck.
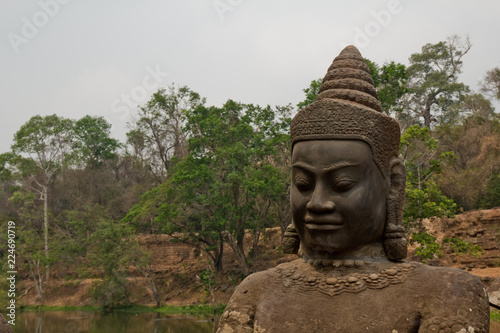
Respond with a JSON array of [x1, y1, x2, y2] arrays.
[[300, 241, 389, 263]]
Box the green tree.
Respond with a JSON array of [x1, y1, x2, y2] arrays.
[[170, 100, 289, 275], [441, 93, 496, 127], [87, 219, 133, 309], [8, 189, 49, 300], [18, 227, 46, 300], [404, 35, 471, 128], [127, 85, 205, 181], [480, 66, 500, 101], [123, 181, 171, 234], [73, 115, 120, 168], [0, 153, 13, 182], [10, 114, 73, 281], [296, 78, 322, 110], [410, 230, 443, 263], [400, 125, 458, 227], [126, 101, 290, 274], [365, 59, 409, 117], [479, 172, 500, 209], [60, 204, 110, 257], [0, 221, 16, 308], [0, 153, 17, 223], [128, 242, 161, 307], [435, 98, 500, 210]]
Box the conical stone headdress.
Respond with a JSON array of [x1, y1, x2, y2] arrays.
[[291, 45, 400, 179]]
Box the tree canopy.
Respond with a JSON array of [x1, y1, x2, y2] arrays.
[[404, 35, 471, 128], [126, 85, 206, 181], [73, 115, 120, 168], [126, 100, 291, 273]]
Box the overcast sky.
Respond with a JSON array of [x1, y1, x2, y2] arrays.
[[1, 0, 499, 154]]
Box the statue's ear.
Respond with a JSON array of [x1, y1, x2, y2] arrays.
[[384, 157, 407, 260], [282, 222, 300, 255]]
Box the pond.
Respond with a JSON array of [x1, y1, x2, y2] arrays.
[[12, 311, 500, 332], [14, 311, 219, 333]]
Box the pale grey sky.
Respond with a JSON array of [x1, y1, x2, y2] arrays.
[[1, 0, 499, 153]]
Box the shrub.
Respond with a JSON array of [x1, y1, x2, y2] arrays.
[[89, 276, 130, 310], [410, 230, 443, 263], [443, 237, 484, 257]]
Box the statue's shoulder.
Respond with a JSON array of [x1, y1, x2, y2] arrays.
[[235, 259, 300, 291], [411, 261, 485, 288], [218, 260, 301, 332], [406, 262, 490, 332], [227, 259, 301, 304], [407, 261, 485, 294]]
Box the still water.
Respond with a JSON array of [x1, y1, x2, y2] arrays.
[[13, 311, 500, 332], [14, 311, 218, 333]]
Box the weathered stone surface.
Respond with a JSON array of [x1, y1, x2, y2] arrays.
[[419, 208, 500, 267], [218, 260, 489, 332], [488, 277, 500, 309]]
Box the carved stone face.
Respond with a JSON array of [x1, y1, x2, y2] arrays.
[[291, 140, 388, 258]]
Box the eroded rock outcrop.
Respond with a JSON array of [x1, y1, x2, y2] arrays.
[[420, 207, 500, 268]]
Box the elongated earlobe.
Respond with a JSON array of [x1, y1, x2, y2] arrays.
[[384, 157, 407, 260], [282, 222, 300, 255]]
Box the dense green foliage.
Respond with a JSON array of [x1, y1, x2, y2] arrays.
[[125, 99, 291, 273], [480, 173, 500, 209], [73, 115, 121, 168], [400, 125, 458, 226], [443, 237, 484, 257], [87, 219, 132, 308], [410, 232, 485, 264], [296, 78, 322, 110], [491, 310, 500, 322], [366, 59, 409, 116], [410, 231, 443, 262]]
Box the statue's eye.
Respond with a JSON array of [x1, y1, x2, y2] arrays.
[[294, 176, 313, 191], [332, 177, 356, 192]]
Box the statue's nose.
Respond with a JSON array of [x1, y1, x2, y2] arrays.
[[306, 185, 336, 213]]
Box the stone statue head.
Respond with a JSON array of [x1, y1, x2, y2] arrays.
[[284, 45, 407, 261]]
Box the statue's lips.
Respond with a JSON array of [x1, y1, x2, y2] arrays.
[[305, 223, 343, 230], [304, 216, 343, 230]]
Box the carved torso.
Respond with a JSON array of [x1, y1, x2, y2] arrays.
[[218, 259, 490, 333]]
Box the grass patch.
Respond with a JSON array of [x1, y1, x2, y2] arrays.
[[105, 304, 225, 315], [19, 305, 100, 312], [17, 304, 226, 315], [154, 304, 226, 315], [492, 309, 500, 322], [111, 305, 154, 313]]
